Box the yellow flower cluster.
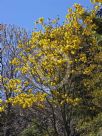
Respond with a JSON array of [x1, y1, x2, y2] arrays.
[[8, 92, 47, 109], [83, 64, 96, 75], [79, 54, 87, 63], [0, 106, 4, 112], [20, 66, 29, 74], [10, 58, 20, 65], [51, 90, 81, 106], [7, 79, 21, 90], [91, 0, 102, 3], [0, 99, 5, 112]]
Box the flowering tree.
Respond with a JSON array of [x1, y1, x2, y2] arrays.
[[0, 1, 102, 136]]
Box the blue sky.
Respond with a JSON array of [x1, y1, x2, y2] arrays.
[[0, 0, 92, 31]]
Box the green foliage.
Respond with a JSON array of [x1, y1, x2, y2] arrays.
[[93, 17, 102, 34], [19, 121, 48, 136], [77, 113, 102, 136]]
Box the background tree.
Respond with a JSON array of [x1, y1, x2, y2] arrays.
[[0, 24, 30, 136]]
